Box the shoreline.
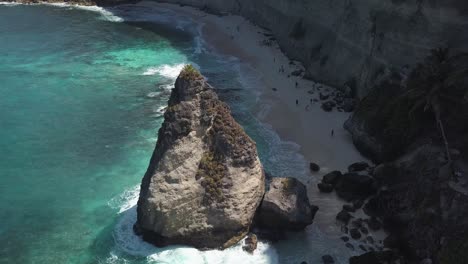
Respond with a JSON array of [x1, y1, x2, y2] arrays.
[[0, 1, 384, 260], [150, 1, 371, 233]]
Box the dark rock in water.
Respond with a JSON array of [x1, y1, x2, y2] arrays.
[[345, 243, 355, 250], [256, 177, 318, 231], [318, 183, 334, 193], [367, 217, 382, 231], [350, 228, 362, 240], [341, 236, 350, 242], [343, 204, 356, 212], [272, 87, 278, 91], [336, 210, 352, 224], [348, 162, 370, 172], [321, 101, 335, 112], [135, 66, 265, 249], [349, 250, 399, 264], [359, 245, 367, 252], [310, 162, 320, 172], [300, 262, 308, 264], [322, 254, 335, 263], [242, 234, 258, 253], [335, 173, 376, 201], [322, 171, 342, 186]]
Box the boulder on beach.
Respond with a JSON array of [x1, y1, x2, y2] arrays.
[[256, 177, 318, 230], [321, 170, 342, 186], [321, 101, 335, 112], [336, 209, 352, 224], [135, 66, 265, 249], [348, 162, 370, 172], [322, 254, 335, 263], [310, 162, 320, 172], [335, 172, 376, 201], [317, 182, 334, 193]]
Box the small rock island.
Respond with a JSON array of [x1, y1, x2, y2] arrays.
[[135, 65, 317, 250]]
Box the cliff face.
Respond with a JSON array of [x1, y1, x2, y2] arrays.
[[344, 51, 468, 262], [135, 66, 265, 249], [158, 0, 468, 97]]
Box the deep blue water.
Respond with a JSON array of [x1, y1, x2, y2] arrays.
[[0, 3, 354, 263]]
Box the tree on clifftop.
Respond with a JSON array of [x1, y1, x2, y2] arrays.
[[403, 48, 468, 174]]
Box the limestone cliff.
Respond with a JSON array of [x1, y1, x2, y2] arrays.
[[135, 65, 265, 249], [157, 0, 468, 97]]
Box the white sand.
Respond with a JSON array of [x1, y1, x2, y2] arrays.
[[134, 1, 384, 241]]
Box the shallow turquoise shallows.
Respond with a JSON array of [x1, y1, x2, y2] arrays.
[[0, 3, 354, 264]]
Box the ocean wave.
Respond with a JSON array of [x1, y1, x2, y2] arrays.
[[5, 2, 125, 22], [75, 5, 123, 22], [110, 186, 279, 264], [108, 185, 140, 214], [142, 64, 186, 79], [0, 2, 20, 6]]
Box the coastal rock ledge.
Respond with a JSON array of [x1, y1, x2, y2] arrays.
[[135, 66, 265, 249]]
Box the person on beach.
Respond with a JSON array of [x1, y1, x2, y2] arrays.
[[331, 129, 334, 137], [296, 99, 299, 105], [295, 81, 298, 88]]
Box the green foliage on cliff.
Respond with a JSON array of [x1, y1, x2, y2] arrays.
[[197, 151, 226, 203], [203, 98, 256, 167], [354, 49, 468, 161], [180, 64, 202, 80]]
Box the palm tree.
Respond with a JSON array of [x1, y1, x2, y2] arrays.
[[403, 48, 466, 175]]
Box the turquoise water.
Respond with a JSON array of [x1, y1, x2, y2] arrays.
[[0, 3, 354, 264]]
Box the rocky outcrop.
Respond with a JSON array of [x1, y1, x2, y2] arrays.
[[135, 66, 265, 249], [156, 0, 468, 97], [362, 145, 468, 262], [335, 172, 376, 201], [255, 177, 318, 231], [345, 52, 468, 263]]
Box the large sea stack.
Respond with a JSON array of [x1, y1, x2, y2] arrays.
[[135, 65, 265, 249]]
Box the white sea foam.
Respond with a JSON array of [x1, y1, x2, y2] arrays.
[[146, 91, 160, 98], [110, 186, 279, 264], [142, 64, 186, 79], [75, 5, 123, 22], [159, 84, 174, 91], [0, 2, 20, 6], [108, 185, 140, 214], [1, 2, 125, 22], [154, 106, 166, 116]]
